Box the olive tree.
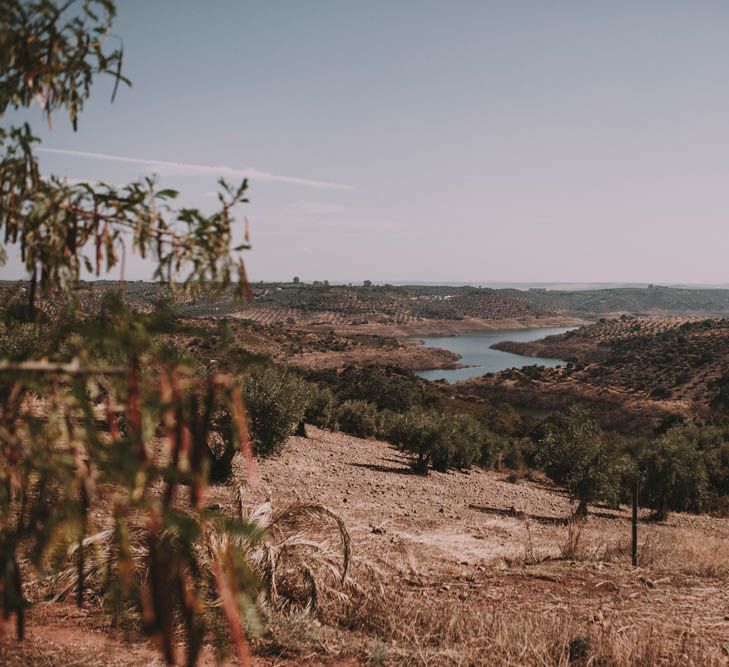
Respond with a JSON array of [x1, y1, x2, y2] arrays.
[[639, 425, 709, 519], [536, 406, 623, 517]]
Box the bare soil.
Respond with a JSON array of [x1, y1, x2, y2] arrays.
[[7, 427, 729, 664]]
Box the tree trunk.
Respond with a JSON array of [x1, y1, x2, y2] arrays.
[[631, 478, 639, 567], [575, 497, 589, 518], [27, 267, 37, 322]]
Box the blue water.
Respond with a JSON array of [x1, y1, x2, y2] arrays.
[[415, 327, 574, 383]]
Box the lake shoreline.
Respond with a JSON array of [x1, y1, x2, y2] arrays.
[[414, 326, 576, 383]]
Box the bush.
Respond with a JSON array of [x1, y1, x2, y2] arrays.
[[705, 440, 729, 510], [303, 383, 337, 430], [335, 399, 380, 438], [382, 408, 484, 474], [244, 364, 308, 457], [500, 436, 536, 471], [650, 386, 671, 399], [441, 413, 484, 471], [330, 365, 436, 412], [383, 407, 446, 474]]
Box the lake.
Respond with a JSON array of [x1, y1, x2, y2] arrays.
[[415, 327, 574, 383]]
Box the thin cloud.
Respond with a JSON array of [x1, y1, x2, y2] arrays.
[[289, 200, 349, 215], [38, 148, 353, 191]]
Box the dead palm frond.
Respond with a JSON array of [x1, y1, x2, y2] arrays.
[[37, 492, 353, 620], [233, 486, 353, 614]]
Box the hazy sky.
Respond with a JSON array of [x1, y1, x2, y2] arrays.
[[5, 1, 729, 284]]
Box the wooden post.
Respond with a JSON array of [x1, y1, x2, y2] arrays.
[[631, 477, 639, 567]]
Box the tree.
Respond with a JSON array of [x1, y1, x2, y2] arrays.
[[0, 3, 260, 663], [639, 425, 709, 519], [536, 406, 623, 516], [384, 408, 440, 474], [335, 364, 424, 412], [303, 383, 337, 429], [434, 412, 482, 471], [335, 399, 380, 438], [383, 407, 454, 474], [293, 276, 300, 284]]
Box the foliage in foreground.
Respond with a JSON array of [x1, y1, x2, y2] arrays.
[[0, 300, 265, 663], [0, 1, 264, 664]]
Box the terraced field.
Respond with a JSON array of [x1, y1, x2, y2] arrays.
[[517, 286, 729, 317], [237, 285, 543, 327], [7, 281, 729, 328], [174, 283, 729, 325]]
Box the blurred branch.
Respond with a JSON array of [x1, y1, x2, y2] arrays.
[[0, 359, 125, 375]]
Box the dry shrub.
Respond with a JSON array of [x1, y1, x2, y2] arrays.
[[630, 526, 729, 577], [237, 491, 354, 616], [558, 517, 624, 563], [501, 514, 545, 567], [522, 515, 538, 565], [33, 508, 729, 665], [555, 521, 729, 577], [560, 515, 586, 560]]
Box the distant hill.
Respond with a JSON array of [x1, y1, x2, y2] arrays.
[[514, 285, 729, 318], [5, 280, 729, 325], [464, 316, 729, 431]]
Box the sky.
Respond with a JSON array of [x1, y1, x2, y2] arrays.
[[4, 0, 729, 284]]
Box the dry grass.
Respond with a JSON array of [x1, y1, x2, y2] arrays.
[[551, 520, 729, 578], [235, 491, 354, 613], [559, 515, 586, 560], [630, 526, 729, 577], [320, 517, 729, 665], [338, 571, 724, 666], [32, 494, 354, 639]]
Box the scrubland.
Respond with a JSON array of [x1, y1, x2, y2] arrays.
[[5, 427, 729, 666]]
